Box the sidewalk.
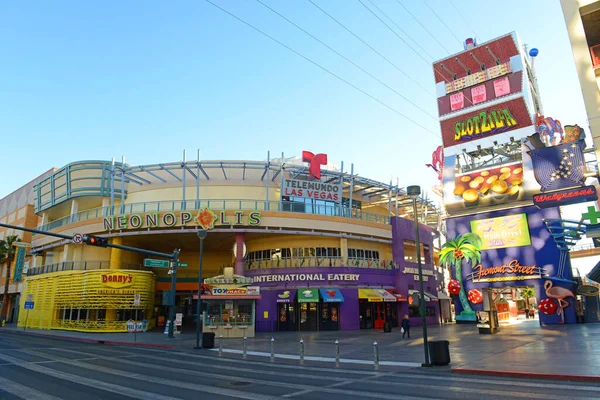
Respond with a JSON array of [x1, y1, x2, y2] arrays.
[[2, 320, 600, 380]]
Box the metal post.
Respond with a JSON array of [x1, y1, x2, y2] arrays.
[[195, 231, 207, 349], [395, 178, 399, 216], [196, 149, 200, 209], [388, 179, 392, 221], [349, 164, 354, 217], [120, 156, 125, 215], [134, 308, 138, 344], [265, 151, 270, 210], [373, 341, 379, 369], [300, 339, 304, 364], [338, 161, 344, 214], [168, 249, 180, 339], [335, 339, 340, 366], [24, 309, 29, 331], [279, 152, 285, 212], [110, 158, 115, 216], [243, 336, 247, 358], [219, 334, 223, 356], [413, 196, 431, 367], [182, 149, 187, 210], [270, 337, 275, 361]]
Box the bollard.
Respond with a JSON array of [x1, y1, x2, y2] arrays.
[[219, 334, 223, 356], [270, 337, 275, 361], [300, 339, 304, 364], [243, 336, 247, 358], [335, 339, 340, 366], [373, 341, 379, 369]]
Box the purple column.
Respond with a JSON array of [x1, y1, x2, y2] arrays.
[[234, 233, 245, 276]]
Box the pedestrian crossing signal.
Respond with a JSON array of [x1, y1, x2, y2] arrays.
[[85, 235, 109, 247]]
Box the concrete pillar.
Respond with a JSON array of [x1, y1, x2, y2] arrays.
[[40, 212, 48, 227], [234, 233, 245, 276], [62, 244, 74, 262], [340, 238, 348, 267], [101, 198, 110, 217], [109, 237, 123, 270], [70, 199, 79, 223]]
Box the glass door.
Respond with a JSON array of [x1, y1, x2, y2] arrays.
[[299, 302, 318, 331], [374, 303, 386, 329], [319, 303, 340, 331], [359, 300, 373, 329], [278, 303, 297, 331]]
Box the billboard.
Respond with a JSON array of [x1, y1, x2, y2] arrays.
[[470, 213, 531, 250]]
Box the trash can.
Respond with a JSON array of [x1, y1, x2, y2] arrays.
[[202, 332, 215, 349], [383, 322, 392, 333], [428, 340, 450, 366]]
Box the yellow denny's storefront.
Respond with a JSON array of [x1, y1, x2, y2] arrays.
[[17, 270, 155, 332]]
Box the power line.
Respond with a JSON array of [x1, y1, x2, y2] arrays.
[[394, 0, 452, 54], [448, 0, 480, 43], [306, 0, 435, 98], [358, 0, 432, 67], [363, 0, 435, 61], [423, 0, 463, 46], [254, 0, 438, 121], [203, 0, 440, 138]]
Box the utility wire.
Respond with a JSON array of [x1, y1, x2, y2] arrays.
[[448, 0, 480, 43], [306, 0, 435, 97], [364, 0, 435, 60], [394, 0, 452, 54], [203, 0, 440, 137], [423, 0, 463, 46], [358, 0, 431, 67], [254, 0, 437, 121]]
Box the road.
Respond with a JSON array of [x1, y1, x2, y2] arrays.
[[0, 333, 599, 400]]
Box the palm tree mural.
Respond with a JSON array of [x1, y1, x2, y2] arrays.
[[439, 232, 482, 321]]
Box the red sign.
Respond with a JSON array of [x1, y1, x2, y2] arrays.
[[471, 85, 487, 104], [302, 151, 327, 180], [533, 186, 597, 209]]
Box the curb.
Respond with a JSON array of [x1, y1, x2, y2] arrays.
[[0, 329, 174, 349], [452, 368, 600, 382]]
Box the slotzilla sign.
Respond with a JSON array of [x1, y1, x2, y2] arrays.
[[281, 179, 342, 202], [252, 273, 360, 283]]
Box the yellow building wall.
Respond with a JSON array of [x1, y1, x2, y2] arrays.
[[346, 238, 392, 260], [126, 185, 281, 204], [245, 235, 341, 251]]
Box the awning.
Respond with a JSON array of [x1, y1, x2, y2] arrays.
[[276, 289, 296, 303], [201, 295, 261, 300], [298, 288, 319, 303], [319, 288, 344, 303], [373, 289, 397, 302], [437, 290, 451, 300], [408, 289, 438, 302], [385, 288, 408, 302], [358, 288, 383, 302]]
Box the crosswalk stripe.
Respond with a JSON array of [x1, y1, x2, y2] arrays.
[[17, 348, 428, 400], [0, 353, 182, 400], [0, 375, 64, 400]]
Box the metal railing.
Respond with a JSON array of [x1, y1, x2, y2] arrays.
[[34, 199, 392, 234], [26, 260, 143, 276], [245, 257, 397, 270]]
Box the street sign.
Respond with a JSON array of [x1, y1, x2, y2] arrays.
[[24, 302, 34, 310], [144, 258, 170, 268], [72, 233, 83, 244], [134, 294, 141, 307], [176, 262, 188, 268]]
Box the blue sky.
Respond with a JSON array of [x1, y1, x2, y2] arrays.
[[0, 0, 588, 200]]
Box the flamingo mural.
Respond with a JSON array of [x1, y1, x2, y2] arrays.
[[544, 280, 574, 324]]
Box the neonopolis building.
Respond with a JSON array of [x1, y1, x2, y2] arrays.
[[17, 151, 445, 334]]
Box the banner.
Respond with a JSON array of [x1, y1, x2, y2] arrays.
[[470, 213, 532, 250], [13, 246, 27, 282]]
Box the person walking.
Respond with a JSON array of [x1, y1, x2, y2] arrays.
[[401, 315, 410, 338]]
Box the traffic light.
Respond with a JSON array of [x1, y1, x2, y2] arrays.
[[85, 235, 109, 247]]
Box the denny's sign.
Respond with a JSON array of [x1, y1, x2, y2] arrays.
[[101, 272, 134, 288], [466, 260, 544, 283], [104, 208, 261, 231]]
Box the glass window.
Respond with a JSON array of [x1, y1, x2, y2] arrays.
[[404, 240, 425, 263], [282, 248, 291, 258]]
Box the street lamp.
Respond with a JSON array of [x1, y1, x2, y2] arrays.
[[194, 229, 207, 349], [407, 185, 431, 367]]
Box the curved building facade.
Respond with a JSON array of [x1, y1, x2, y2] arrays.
[[17, 154, 445, 334]]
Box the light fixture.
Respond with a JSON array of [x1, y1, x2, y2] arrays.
[[407, 185, 421, 199]]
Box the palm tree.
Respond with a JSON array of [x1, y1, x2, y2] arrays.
[[0, 235, 21, 323], [439, 232, 482, 321], [520, 287, 535, 310]]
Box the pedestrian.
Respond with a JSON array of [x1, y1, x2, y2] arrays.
[[401, 315, 410, 338]]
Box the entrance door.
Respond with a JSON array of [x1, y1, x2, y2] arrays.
[[374, 303, 386, 329], [299, 302, 318, 331], [359, 300, 373, 329], [278, 303, 297, 331], [319, 303, 340, 331]]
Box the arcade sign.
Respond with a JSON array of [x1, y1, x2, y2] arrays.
[[533, 186, 597, 209]]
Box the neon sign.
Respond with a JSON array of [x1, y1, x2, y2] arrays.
[[454, 108, 517, 141], [468, 260, 544, 283], [533, 186, 597, 209]]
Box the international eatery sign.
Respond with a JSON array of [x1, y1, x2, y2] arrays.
[[104, 208, 261, 231], [252, 273, 360, 283]]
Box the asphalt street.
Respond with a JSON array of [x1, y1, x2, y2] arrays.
[[1, 333, 599, 400]]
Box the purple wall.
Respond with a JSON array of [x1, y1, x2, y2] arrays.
[[446, 205, 577, 325], [245, 216, 443, 331]]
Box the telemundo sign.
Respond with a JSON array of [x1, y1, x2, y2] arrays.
[[104, 208, 261, 231]]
